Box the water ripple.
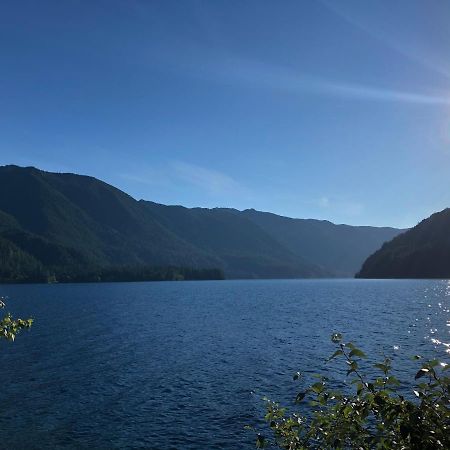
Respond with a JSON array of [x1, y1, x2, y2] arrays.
[[0, 279, 448, 449]]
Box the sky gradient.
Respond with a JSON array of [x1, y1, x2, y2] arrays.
[[1, 0, 449, 228]]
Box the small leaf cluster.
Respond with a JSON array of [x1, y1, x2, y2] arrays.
[[255, 334, 449, 449], [0, 297, 33, 342]]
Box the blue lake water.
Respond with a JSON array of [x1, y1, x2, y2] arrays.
[[0, 279, 449, 449]]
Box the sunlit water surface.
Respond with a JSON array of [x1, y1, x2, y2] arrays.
[[0, 279, 449, 449]]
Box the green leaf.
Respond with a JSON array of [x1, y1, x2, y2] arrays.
[[343, 405, 352, 417], [386, 376, 400, 386], [349, 348, 367, 358], [256, 434, 265, 448], [415, 368, 429, 380], [346, 360, 358, 371], [311, 382, 324, 394], [328, 349, 344, 361], [374, 363, 389, 373], [356, 382, 364, 395]]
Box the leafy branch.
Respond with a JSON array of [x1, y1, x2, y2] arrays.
[[0, 296, 33, 342], [253, 334, 449, 449]]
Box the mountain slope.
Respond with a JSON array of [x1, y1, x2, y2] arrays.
[[240, 209, 403, 277], [0, 165, 323, 279], [356, 208, 450, 279], [0, 165, 220, 272], [141, 202, 324, 278], [0, 165, 403, 280]]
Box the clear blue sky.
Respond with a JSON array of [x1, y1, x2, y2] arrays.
[[1, 0, 449, 228]]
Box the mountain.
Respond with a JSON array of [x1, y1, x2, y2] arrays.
[[0, 165, 220, 278], [239, 209, 402, 277], [139, 202, 324, 279], [0, 165, 403, 281], [0, 165, 321, 280], [356, 208, 450, 279]]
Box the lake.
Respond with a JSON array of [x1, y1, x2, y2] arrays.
[[1, 279, 449, 449]]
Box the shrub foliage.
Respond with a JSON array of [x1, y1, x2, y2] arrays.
[[0, 297, 33, 342], [256, 334, 449, 449]]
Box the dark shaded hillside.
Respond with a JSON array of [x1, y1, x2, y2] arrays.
[[241, 209, 403, 277], [0, 165, 321, 279], [141, 202, 324, 278], [0, 165, 402, 281], [356, 208, 450, 279], [0, 235, 44, 282], [0, 165, 220, 281]]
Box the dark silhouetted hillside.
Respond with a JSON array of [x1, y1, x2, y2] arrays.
[[0, 165, 221, 282], [0, 165, 403, 281], [140, 202, 323, 279], [241, 209, 402, 277], [356, 208, 450, 279]]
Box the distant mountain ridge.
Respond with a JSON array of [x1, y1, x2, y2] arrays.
[[0, 165, 403, 281], [356, 208, 450, 279], [240, 209, 403, 277]]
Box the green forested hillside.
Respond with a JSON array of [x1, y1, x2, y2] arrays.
[[356, 208, 450, 279], [141, 202, 323, 278], [0, 165, 402, 281], [0, 235, 44, 282]]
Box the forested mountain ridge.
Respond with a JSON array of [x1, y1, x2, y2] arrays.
[[140, 201, 324, 279], [0, 165, 402, 281], [0, 165, 227, 281], [356, 208, 450, 279], [240, 209, 402, 277]]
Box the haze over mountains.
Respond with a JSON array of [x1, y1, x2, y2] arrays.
[[0, 165, 402, 282]]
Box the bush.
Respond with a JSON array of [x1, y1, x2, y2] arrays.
[[0, 297, 33, 342], [254, 334, 449, 449]]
